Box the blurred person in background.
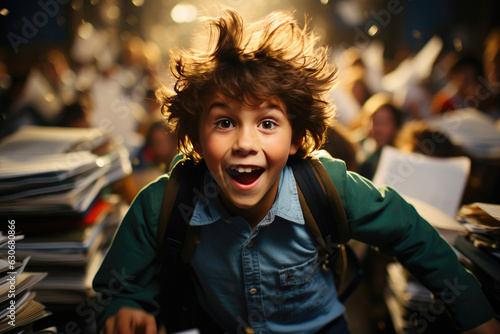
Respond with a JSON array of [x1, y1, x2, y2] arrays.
[[394, 120, 465, 158], [355, 93, 405, 180], [132, 120, 177, 191], [431, 54, 484, 115], [57, 91, 93, 128], [134, 120, 176, 171]]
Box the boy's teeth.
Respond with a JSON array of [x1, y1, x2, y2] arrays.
[[237, 167, 253, 173]]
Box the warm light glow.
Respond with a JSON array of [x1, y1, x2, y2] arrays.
[[44, 93, 55, 102], [368, 25, 379, 36], [171, 3, 198, 23], [121, 31, 132, 41], [144, 41, 162, 68], [454, 38, 463, 52], [77, 21, 94, 40], [106, 5, 120, 20], [71, 0, 83, 10], [320, 0, 329, 5], [132, 0, 144, 7], [127, 15, 138, 26], [0, 8, 9, 16], [412, 29, 422, 39]]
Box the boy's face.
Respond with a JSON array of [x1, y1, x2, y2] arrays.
[[196, 92, 301, 223]]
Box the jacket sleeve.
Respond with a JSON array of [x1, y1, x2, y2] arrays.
[[316, 151, 495, 331], [92, 175, 168, 331]]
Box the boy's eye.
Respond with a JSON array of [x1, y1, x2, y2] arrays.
[[215, 119, 234, 129], [259, 120, 277, 130]]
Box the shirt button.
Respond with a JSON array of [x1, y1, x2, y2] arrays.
[[246, 241, 254, 248], [249, 288, 257, 295]]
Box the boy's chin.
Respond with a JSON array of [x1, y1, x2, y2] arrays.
[[229, 198, 260, 210]]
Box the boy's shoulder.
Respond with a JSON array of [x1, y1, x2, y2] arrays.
[[312, 149, 347, 168], [308, 150, 350, 200], [143, 173, 170, 192], [310, 150, 349, 179], [132, 173, 170, 208]]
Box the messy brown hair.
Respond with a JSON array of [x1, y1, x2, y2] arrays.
[[156, 9, 338, 162]]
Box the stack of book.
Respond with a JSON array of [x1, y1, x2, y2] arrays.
[[0, 126, 132, 214], [454, 203, 500, 314], [0, 125, 132, 331], [10, 199, 112, 305], [457, 202, 500, 255], [382, 197, 468, 333], [384, 261, 459, 333], [0, 234, 52, 333]]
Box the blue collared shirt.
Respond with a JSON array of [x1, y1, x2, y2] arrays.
[[94, 152, 495, 332], [189, 165, 345, 334]]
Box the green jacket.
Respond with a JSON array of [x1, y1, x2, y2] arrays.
[[92, 151, 494, 331]]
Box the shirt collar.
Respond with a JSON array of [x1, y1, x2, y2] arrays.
[[189, 164, 305, 226]]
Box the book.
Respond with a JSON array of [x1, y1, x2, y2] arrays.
[[2, 198, 111, 234], [10, 203, 109, 252], [0, 151, 99, 182], [454, 235, 500, 280], [0, 272, 47, 304], [0, 299, 51, 333], [0, 125, 110, 157]]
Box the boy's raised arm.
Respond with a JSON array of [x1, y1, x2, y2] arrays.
[[317, 154, 496, 332], [92, 176, 168, 331]]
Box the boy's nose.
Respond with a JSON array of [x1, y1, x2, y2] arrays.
[[233, 127, 259, 155]]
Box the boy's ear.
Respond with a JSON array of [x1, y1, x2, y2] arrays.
[[289, 136, 303, 156]]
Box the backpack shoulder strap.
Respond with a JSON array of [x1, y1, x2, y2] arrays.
[[289, 154, 350, 245], [289, 154, 362, 302], [158, 158, 204, 265]]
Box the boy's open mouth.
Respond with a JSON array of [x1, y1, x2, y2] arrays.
[[227, 166, 264, 185]]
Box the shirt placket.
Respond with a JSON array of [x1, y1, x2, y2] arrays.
[[241, 229, 267, 334]]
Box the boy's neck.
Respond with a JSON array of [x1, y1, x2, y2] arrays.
[[236, 208, 266, 230], [219, 175, 281, 230]]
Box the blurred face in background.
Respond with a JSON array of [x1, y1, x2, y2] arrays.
[[150, 126, 175, 164], [370, 106, 398, 148]]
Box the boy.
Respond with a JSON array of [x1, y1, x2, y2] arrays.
[[93, 9, 499, 334]]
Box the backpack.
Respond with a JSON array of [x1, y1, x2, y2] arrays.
[[155, 153, 363, 333]]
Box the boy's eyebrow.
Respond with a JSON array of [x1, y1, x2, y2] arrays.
[[265, 103, 283, 111], [207, 101, 229, 113], [263, 103, 286, 114], [206, 100, 286, 114]]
